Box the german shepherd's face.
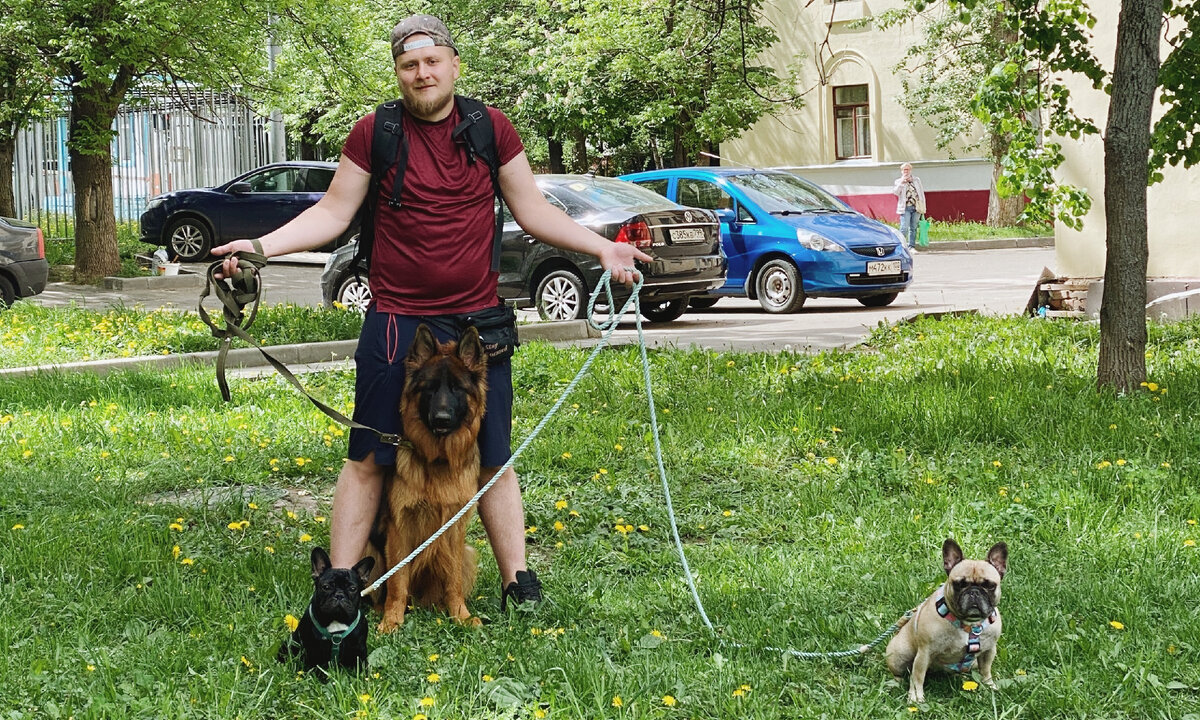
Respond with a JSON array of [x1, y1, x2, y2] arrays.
[[401, 325, 488, 461]]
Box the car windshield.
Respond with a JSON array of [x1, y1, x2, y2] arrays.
[[542, 176, 678, 216], [728, 172, 851, 214]]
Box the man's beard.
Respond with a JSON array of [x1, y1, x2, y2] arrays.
[[402, 86, 454, 120]]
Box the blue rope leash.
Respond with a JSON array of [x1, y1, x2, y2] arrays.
[[362, 271, 910, 658]]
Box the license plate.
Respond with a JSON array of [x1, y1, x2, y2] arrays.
[[669, 227, 706, 244], [867, 260, 901, 276]]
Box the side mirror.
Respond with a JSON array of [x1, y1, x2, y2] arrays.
[[714, 208, 738, 225], [228, 182, 252, 194]]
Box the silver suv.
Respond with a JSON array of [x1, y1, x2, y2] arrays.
[[0, 217, 49, 308]]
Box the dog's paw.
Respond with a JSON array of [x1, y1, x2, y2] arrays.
[[455, 615, 483, 628], [983, 677, 998, 690], [377, 616, 405, 634], [907, 687, 925, 704]]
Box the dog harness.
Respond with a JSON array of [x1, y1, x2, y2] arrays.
[[934, 586, 998, 673], [308, 605, 363, 664]]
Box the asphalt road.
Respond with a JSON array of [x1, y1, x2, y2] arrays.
[[33, 245, 1056, 353]]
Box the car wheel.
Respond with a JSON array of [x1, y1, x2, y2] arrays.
[[0, 275, 14, 308], [858, 292, 899, 308], [688, 296, 720, 309], [535, 269, 587, 321], [640, 297, 688, 323], [755, 259, 806, 313], [165, 217, 213, 262], [336, 274, 372, 313]]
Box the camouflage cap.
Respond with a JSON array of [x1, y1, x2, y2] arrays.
[[391, 14, 457, 59]]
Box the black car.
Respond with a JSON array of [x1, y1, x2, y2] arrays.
[[0, 216, 49, 308], [320, 174, 727, 323], [139, 161, 355, 262]]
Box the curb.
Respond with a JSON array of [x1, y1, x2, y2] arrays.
[[0, 319, 600, 380], [102, 272, 205, 290], [920, 236, 1053, 252]]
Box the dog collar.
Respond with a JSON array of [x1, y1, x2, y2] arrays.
[[934, 586, 998, 673], [308, 604, 362, 662]]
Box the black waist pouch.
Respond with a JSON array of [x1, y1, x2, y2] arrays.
[[424, 303, 520, 362]]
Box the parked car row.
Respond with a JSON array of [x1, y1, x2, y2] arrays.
[[140, 161, 914, 322], [320, 174, 726, 324], [0, 216, 49, 309]]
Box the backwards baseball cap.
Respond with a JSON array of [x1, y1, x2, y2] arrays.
[[391, 14, 458, 59]]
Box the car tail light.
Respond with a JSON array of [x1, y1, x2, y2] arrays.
[[615, 221, 652, 249], [37, 228, 45, 259]]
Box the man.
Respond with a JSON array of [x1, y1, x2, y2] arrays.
[[213, 14, 650, 609]]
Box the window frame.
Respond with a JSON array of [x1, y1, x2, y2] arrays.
[[832, 84, 871, 160]]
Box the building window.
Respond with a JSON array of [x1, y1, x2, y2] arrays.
[[833, 84, 871, 159]]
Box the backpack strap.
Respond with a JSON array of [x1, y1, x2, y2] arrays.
[[351, 100, 407, 281], [451, 95, 505, 271]]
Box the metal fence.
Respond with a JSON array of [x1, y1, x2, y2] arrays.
[[12, 88, 273, 239]]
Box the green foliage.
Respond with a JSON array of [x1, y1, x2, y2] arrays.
[[267, 0, 798, 173], [1, 315, 1198, 715], [1150, 0, 1200, 177]]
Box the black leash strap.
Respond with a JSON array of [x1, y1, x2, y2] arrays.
[[198, 251, 409, 447]]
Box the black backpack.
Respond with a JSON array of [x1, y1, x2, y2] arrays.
[[351, 95, 505, 277]]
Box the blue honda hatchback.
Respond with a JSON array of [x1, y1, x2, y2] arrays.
[[620, 168, 913, 312]]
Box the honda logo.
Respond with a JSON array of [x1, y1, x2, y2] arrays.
[[876, 247, 886, 257]]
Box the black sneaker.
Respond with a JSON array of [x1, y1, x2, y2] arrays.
[[500, 570, 543, 611]]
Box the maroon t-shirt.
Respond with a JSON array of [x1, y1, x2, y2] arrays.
[[342, 104, 524, 314]]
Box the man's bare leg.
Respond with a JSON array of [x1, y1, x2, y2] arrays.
[[476, 465, 525, 586], [330, 454, 386, 568]]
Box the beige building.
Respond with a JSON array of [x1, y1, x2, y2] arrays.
[[725, 0, 995, 223]]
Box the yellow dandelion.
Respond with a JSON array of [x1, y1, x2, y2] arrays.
[[561, 452, 572, 459], [180, 558, 194, 565], [1147, 382, 1159, 392], [285, 614, 299, 632], [662, 695, 677, 707], [427, 673, 440, 683], [300, 533, 312, 542], [1185, 539, 1196, 547], [227, 520, 248, 531], [1097, 461, 1112, 469], [732, 689, 745, 697], [86, 664, 95, 672], [611, 696, 623, 708], [962, 680, 979, 691], [534, 710, 547, 719], [726, 360, 735, 367], [1189, 519, 1197, 525], [553, 521, 565, 532], [420, 697, 435, 707], [223, 455, 235, 463], [414, 715, 427, 720], [240, 656, 253, 669], [722, 510, 732, 517], [428, 653, 439, 662], [599, 468, 608, 475], [248, 502, 258, 510], [638, 524, 649, 532], [482, 674, 494, 682], [569, 509, 580, 517], [825, 456, 838, 465], [992, 460, 1002, 468], [1109, 620, 1125, 630], [908, 706, 918, 712], [555, 499, 568, 510], [169, 522, 183, 531], [651, 629, 663, 637], [11, 524, 25, 530], [1109, 424, 1117, 430], [614, 443, 623, 451], [1116, 459, 1127, 466], [172, 545, 181, 559]]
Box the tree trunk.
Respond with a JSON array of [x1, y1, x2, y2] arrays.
[[0, 133, 14, 218], [548, 137, 565, 174], [1097, 0, 1160, 393], [986, 135, 1024, 225], [68, 73, 129, 283], [572, 132, 588, 174]]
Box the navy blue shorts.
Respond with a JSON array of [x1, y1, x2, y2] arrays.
[[347, 306, 513, 468]]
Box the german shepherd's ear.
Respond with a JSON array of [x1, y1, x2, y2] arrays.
[[409, 324, 439, 365], [458, 326, 484, 367]]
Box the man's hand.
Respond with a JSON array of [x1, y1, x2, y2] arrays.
[[601, 243, 654, 287], [211, 239, 259, 280]]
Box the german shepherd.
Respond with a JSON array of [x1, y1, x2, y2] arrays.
[[371, 324, 487, 631]]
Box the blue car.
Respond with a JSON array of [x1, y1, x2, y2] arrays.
[[619, 168, 913, 312], [139, 161, 353, 262]]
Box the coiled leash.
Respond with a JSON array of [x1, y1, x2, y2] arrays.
[[198, 246, 410, 448], [358, 271, 911, 660]]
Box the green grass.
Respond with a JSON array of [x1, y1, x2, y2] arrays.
[[882, 220, 1053, 243], [0, 303, 363, 368], [1, 314, 1198, 718]]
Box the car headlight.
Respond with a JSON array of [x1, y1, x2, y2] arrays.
[[887, 226, 905, 244], [145, 197, 165, 211], [796, 229, 844, 252]]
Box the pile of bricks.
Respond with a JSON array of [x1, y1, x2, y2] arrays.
[[1031, 276, 1092, 318]]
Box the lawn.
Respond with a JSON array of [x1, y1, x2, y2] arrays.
[[1, 311, 1197, 719]]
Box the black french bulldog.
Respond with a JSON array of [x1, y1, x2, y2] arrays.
[[277, 547, 375, 678]]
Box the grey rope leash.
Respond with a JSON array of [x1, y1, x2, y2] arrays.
[[362, 270, 912, 658], [360, 273, 642, 597]]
